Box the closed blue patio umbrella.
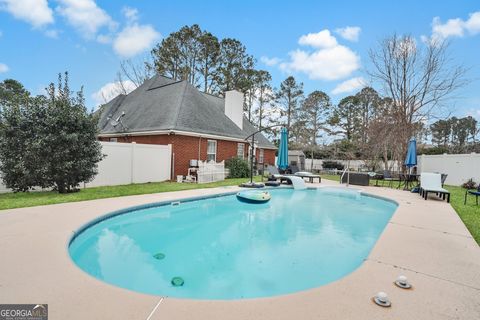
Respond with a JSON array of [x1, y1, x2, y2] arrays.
[[405, 138, 417, 169], [277, 127, 289, 171], [404, 138, 418, 191]]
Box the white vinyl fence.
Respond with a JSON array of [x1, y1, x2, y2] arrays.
[[418, 153, 480, 186], [304, 159, 401, 172], [0, 141, 172, 192], [86, 142, 172, 187]]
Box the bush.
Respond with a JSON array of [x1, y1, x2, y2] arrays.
[[225, 157, 250, 178], [0, 73, 104, 193], [462, 179, 477, 190], [322, 160, 345, 170]]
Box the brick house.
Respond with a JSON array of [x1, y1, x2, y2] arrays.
[[97, 75, 276, 179]]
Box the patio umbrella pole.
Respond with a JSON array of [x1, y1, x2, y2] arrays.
[[250, 133, 255, 184], [242, 124, 285, 188]]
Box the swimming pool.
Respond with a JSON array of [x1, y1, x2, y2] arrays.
[[69, 187, 397, 300]]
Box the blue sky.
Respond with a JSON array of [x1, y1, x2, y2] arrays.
[[0, 0, 479, 120]]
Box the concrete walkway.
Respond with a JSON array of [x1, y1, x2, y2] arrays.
[[0, 180, 479, 319]]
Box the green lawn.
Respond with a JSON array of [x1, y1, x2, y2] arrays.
[[322, 174, 480, 244], [0, 176, 261, 211]]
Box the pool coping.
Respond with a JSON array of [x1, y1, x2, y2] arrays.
[[1, 180, 479, 319]]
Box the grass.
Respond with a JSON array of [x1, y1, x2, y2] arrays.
[[0, 176, 262, 211], [322, 173, 480, 244], [447, 185, 480, 244]]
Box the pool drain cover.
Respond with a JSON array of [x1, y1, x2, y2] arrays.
[[171, 277, 184, 287], [153, 253, 165, 260]]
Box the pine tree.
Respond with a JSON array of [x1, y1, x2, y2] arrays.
[[275, 76, 304, 136]]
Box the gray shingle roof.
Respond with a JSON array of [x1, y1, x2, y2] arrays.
[[98, 75, 275, 149]]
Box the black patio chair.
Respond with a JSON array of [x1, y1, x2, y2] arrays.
[[464, 185, 480, 205], [382, 170, 397, 188]]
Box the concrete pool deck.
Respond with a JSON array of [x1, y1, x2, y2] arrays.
[[0, 179, 479, 319]]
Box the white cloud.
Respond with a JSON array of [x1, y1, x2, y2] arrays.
[[108, 6, 160, 58], [122, 6, 139, 23], [0, 63, 9, 73], [429, 11, 480, 41], [331, 77, 366, 95], [260, 56, 281, 66], [56, 0, 116, 39], [0, 0, 53, 28], [432, 17, 464, 39], [279, 29, 361, 81], [92, 80, 136, 106], [298, 30, 337, 48], [44, 29, 59, 38], [335, 26, 361, 42], [465, 12, 480, 34], [113, 24, 160, 58], [96, 34, 112, 44]]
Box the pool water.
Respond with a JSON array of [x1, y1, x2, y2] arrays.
[[69, 188, 397, 299]]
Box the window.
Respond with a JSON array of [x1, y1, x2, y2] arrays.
[[109, 137, 118, 142], [237, 143, 245, 159], [207, 140, 217, 162], [259, 149, 264, 163]]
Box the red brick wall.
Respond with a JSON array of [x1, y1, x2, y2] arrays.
[[263, 149, 276, 165], [98, 134, 276, 178]]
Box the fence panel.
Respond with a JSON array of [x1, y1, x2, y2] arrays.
[[418, 153, 480, 186], [86, 142, 172, 187], [0, 141, 172, 192]]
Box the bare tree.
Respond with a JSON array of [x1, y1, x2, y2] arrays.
[[368, 34, 467, 165], [119, 58, 153, 87], [109, 57, 154, 101]]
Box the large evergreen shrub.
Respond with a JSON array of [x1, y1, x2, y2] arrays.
[[0, 73, 104, 193], [225, 157, 250, 178]]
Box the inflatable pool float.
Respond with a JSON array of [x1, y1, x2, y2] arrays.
[[265, 181, 281, 187], [236, 191, 271, 203]]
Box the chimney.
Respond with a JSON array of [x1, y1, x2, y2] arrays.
[[224, 90, 244, 130]]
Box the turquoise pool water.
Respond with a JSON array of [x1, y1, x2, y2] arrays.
[[69, 188, 397, 299]]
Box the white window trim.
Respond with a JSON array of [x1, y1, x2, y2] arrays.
[[207, 140, 217, 162], [237, 143, 245, 159], [259, 149, 264, 163]]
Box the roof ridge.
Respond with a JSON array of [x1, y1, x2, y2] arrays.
[[172, 81, 189, 129]]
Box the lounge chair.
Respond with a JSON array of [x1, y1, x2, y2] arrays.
[[419, 173, 450, 202], [464, 185, 480, 205], [283, 164, 298, 174]]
